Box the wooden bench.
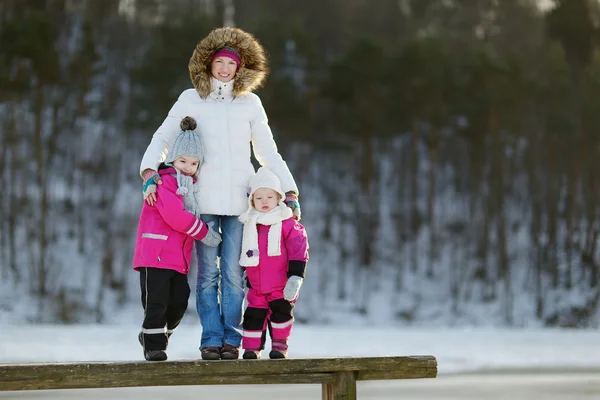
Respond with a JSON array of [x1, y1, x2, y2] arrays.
[[0, 355, 437, 400]]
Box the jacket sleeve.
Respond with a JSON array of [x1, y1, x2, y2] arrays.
[[249, 94, 299, 194], [154, 183, 208, 241], [139, 90, 192, 177], [285, 221, 309, 278]]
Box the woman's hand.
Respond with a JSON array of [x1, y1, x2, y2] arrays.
[[142, 169, 162, 206], [285, 191, 301, 221]]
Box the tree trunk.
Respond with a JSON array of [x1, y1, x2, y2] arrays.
[[426, 138, 438, 278], [394, 138, 409, 293], [34, 83, 48, 301], [355, 136, 378, 314], [564, 147, 578, 289], [222, 0, 235, 27], [409, 124, 420, 273], [3, 104, 20, 281], [0, 117, 6, 280], [546, 139, 560, 288]]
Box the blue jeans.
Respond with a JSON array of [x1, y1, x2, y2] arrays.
[[195, 214, 245, 349]]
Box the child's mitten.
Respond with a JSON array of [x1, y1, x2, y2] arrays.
[[283, 276, 303, 301], [200, 221, 222, 247]]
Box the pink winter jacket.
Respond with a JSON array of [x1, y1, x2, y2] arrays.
[[245, 218, 309, 294], [132, 167, 208, 275]]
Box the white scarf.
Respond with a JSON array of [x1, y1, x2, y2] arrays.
[[238, 204, 293, 267]]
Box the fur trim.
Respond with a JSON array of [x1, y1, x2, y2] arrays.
[[189, 27, 269, 98]]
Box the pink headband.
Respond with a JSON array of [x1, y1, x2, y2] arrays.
[[211, 46, 241, 66]]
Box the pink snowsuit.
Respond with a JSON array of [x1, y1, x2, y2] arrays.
[[242, 218, 309, 352], [133, 167, 209, 352]]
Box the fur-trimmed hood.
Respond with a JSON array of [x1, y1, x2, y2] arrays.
[[189, 27, 269, 98]]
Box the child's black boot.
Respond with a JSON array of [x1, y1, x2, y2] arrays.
[[144, 349, 168, 361]]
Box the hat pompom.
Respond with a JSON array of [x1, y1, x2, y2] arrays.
[[165, 118, 204, 165], [180, 116, 197, 131]]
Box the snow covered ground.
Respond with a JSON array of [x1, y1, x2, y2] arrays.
[[3, 373, 600, 400], [2, 321, 600, 399], [1, 321, 599, 374]]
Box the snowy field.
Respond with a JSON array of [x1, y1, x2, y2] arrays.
[[3, 373, 600, 400], [1, 322, 600, 373], [2, 322, 600, 399]]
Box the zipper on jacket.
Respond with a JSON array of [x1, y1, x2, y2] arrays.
[[225, 101, 232, 212], [183, 240, 187, 271]]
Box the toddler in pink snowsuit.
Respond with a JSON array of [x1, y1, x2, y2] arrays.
[[239, 167, 309, 359]]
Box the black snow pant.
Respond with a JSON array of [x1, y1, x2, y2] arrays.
[[139, 267, 190, 351]]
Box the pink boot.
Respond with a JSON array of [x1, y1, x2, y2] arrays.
[[269, 339, 288, 359]]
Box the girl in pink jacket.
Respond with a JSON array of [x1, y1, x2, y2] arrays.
[[239, 167, 309, 359], [133, 117, 221, 362]]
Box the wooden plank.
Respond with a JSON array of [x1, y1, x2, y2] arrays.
[[321, 383, 333, 400], [1, 372, 336, 391], [323, 382, 334, 400], [0, 356, 436, 377], [329, 371, 357, 400], [0, 356, 437, 391], [358, 366, 438, 380]]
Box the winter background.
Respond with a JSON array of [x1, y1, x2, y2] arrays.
[[2, 1, 600, 397]]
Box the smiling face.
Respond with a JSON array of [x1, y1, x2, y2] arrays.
[[211, 56, 238, 83], [173, 156, 200, 176], [252, 188, 281, 213]]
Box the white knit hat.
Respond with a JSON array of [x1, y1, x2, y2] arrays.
[[247, 167, 285, 209], [165, 117, 204, 165]]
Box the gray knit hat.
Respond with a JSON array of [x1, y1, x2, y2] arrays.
[[165, 116, 204, 217], [165, 117, 204, 165]]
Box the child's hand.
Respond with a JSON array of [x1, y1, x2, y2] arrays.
[[142, 169, 162, 206], [283, 276, 303, 301], [200, 221, 222, 247], [285, 192, 301, 221]]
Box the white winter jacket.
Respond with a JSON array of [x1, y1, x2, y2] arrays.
[[140, 79, 298, 216]]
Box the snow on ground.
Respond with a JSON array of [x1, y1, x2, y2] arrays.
[[1, 319, 599, 374]]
